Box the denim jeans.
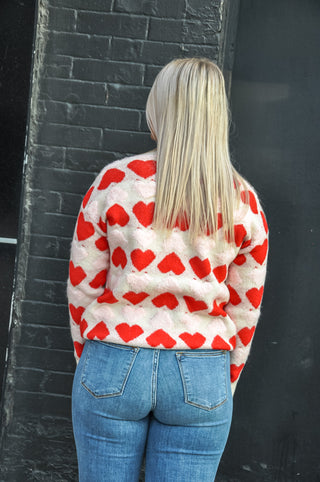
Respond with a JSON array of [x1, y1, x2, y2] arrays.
[[72, 340, 233, 481]]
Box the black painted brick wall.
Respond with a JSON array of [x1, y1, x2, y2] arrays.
[[0, 0, 234, 480]]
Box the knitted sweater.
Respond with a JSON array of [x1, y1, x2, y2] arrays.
[[67, 150, 269, 395]]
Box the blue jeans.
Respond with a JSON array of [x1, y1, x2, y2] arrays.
[[72, 340, 233, 481]]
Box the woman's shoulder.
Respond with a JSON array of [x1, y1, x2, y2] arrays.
[[100, 150, 157, 172], [234, 176, 268, 240], [93, 150, 156, 184], [233, 172, 265, 213]]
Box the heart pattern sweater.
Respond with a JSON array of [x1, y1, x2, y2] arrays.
[[67, 150, 269, 395]]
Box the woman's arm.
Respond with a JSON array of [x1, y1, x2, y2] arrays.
[[224, 198, 269, 395], [67, 172, 110, 362]]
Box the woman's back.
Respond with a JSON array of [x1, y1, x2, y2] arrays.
[[68, 149, 268, 395]]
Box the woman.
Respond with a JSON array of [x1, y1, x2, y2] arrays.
[[68, 58, 269, 481]]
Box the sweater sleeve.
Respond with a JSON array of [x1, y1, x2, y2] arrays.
[[224, 195, 269, 396], [67, 170, 110, 363]]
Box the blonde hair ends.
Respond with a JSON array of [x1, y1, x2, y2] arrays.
[[146, 58, 249, 243]]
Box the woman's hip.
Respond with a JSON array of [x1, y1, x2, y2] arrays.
[[72, 339, 233, 426]]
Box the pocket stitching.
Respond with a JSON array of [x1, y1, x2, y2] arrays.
[[176, 352, 228, 411], [80, 342, 140, 399]]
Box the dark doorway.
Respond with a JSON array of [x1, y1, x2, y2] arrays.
[[222, 0, 320, 480], [0, 0, 36, 402]]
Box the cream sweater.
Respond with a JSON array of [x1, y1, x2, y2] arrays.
[[67, 150, 269, 395]]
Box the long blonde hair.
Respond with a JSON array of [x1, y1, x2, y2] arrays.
[[146, 57, 248, 243]]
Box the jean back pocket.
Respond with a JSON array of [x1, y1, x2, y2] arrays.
[[176, 350, 228, 411], [81, 340, 139, 398]]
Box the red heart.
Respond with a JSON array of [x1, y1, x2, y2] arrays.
[[213, 265, 227, 283], [89, 269, 107, 289], [260, 210, 268, 234], [189, 257, 211, 279], [69, 261, 86, 286], [69, 304, 85, 325], [132, 201, 154, 227], [82, 186, 94, 208], [211, 335, 231, 350], [123, 291, 149, 305], [179, 332, 206, 349], [152, 293, 179, 310], [238, 326, 255, 346], [233, 254, 246, 266], [87, 321, 110, 340], [227, 285, 241, 305], [98, 217, 107, 233], [246, 287, 264, 308], [146, 329, 176, 348], [158, 253, 185, 275], [230, 363, 244, 382], [229, 335, 236, 349], [128, 160, 156, 178], [98, 168, 125, 190], [241, 190, 258, 214], [248, 191, 258, 214], [208, 300, 227, 317], [77, 212, 95, 241], [249, 239, 268, 265], [107, 204, 130, 226], [95, 236, 109, 251], [116, 323, 144, 342], [74, 341, 84, 358], [183, 296, 208, 313], [80, 318, 88, 336], [234, 224, 247, 247], [131, 249, 155, 271], [97, 288, 118, 304], [112, 247, 127, 268]]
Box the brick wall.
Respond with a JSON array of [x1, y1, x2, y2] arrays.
[[0, 0, 239, 479]]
